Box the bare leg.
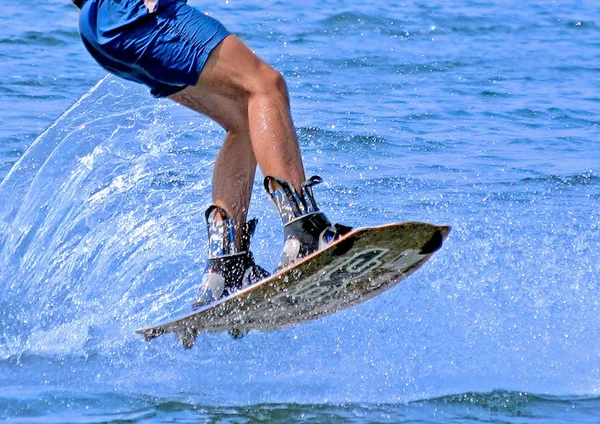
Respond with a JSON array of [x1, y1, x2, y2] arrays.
[[169, 35, 306, 245], [195, 35, 306, 192], [169, 87, 256, 245], [212, 128, 256, 228]]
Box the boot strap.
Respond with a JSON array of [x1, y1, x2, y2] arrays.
[[264, 175, 323, 224]]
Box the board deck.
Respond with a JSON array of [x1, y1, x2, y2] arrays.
[[137, 222, 450, 348]]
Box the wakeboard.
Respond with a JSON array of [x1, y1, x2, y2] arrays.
[[137, 222, 450, 348]]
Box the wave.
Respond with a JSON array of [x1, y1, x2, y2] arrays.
[[0, 30, 76, 47], [315, 11, 523, 39], [428, 389, 600, 409], [310, 11, 414, 39], [521, 172, 600, 187], [2, 388, 599, 423], [298, 126, 388, 150]]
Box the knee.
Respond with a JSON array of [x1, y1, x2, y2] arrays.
[[247, 63, 290, 103]]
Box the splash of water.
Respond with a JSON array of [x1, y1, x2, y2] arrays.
[[0, 76, 224, 357]]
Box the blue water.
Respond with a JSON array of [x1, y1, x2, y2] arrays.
[[1, 0, 599, 422]]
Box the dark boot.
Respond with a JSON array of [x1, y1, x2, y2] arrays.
[[192, 205, 270, 309], [264, 175, 352, 271]]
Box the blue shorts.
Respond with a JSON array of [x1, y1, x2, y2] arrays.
[[79, 0, 230, 97]]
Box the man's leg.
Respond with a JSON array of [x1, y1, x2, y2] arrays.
[[168, 34, 310, 305], [169, 86, 256, 245], [171, 34, 348, 275], [169, 35, 306, 245]]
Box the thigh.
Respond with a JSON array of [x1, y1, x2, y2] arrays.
[[170, 82, 249, 133], [194, 35, 277, 101], [169, 35, 277, 131]]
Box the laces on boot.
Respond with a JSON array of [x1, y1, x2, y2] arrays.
[[264, 175, 352, 270], [192, 206, 270, 310]]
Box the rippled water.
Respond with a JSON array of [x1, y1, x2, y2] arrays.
[[1, 0, 599, 422]]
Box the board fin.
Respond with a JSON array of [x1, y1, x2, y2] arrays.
[[143, 328, 165, 342], [176, 327, 198, 350], [228, 328, 248, 339]]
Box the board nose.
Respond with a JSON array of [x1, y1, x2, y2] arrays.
[[419, 227, 450, 255]]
